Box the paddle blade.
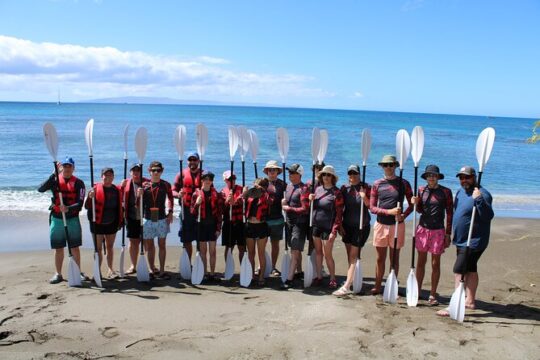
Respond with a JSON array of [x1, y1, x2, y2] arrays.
[[93, 253, 102, 288], [449, 282, 466, 322], [240, 254, 253, 287], [361, 128, 372, 165], [196, 123, 208, 159], [318, 129, 329, 163], [383, 270, 398, 304], [280, 251, 291, 284], [264, 251, 272, 278], [136, 255, 150, 282], [43, 123, 59, 161], [311, 127, 321, 162], [248, 129, 259, 161], [123, 124, 129, 159], [67, 256, 82, 287], [406, 268, 419, 307], [174, 125, 187, 159], [411, 126, 425, 166], [237, 126, 251, 160], [304, 253, 314, 288], [84, 119, 94, 156], [353, 259, 363, 294], [134, 127, 148, 163], [276, 127, 289, 163], [179, 249, 192, 280], [119, 246, 125, 278], [228, 126, 239, 160], [396, 129, 411, 170], [476, 127, 496, 172], [224, 248, 235, 281], [310, 251, 317, 278], [191, 252, 205, 285]]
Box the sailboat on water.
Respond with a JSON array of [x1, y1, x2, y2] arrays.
[[57, 89, 61, 105]]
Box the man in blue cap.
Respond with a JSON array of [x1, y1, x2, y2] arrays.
[[173, 151, 202, 262], [38, 157, 87, 284]]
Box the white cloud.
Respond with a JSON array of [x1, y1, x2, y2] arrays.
[[0, 35, 331, 101], [352, 91, 364, 98]]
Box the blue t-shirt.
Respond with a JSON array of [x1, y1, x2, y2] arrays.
[[452, 187, 494, 250]]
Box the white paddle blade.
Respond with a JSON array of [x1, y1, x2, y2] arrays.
[[179, 249, 192, 280], [476, 127, 496, 172], [228, 126, 239, 160], [396, 129, 411, 170], [136, 256, 150, 282], [353, 259, 363, 294], [224, 248, 235, 281], [264, 251, 272, 278], [406, 269, 419, 307], [67, 257, 82, 287], [383, 270, 398, 304], [134, 127, 148, 163], [240, 254, 253, 287], [43, 123, 59, 160], [276, 127, 289, 163], [361, 128, 372, 165], [304, 253, 314, 288], [93, 254, 102, 288], [248, 129, 259, 161], [123, 124, 129, 159], [196, 123, 208, 159], [119, 246, 125, 278], [449, 282, 466, 322], [280, 251, 291, 284], [411, 126, 425, 166], [237, 126, 251, 160], [191, 252, 205, 285], [318, 129, 329, 163], [84, 119, 94, 156], [310, 251, 317, 278], [311, 127, 321, 162], [174, 125, 187, 158]]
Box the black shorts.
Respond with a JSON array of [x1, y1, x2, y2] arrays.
[[126, 217, 142, 239], [453, 247, 485, 274], [286, 222, 307, 251], [90, 221, 119, 235], [179, 206, 197, 243], [245, 222, 268, 240], [198, 222, 218, 242], [221, 221, 246, 247], [312, 226, 331, 240], [342, 223, 371, 248]]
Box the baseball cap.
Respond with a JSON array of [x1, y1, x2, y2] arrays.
[[222, 170, 236, 180], [61, 157, 75, 166], [130, 163, 142, 171], [347, 165, 360, 174], [456, 166, 476, 177], [101, 167, 114, 176], [201, 170, 215, 180], [187, 152, 200, 160], [287, 163, 304, 176]]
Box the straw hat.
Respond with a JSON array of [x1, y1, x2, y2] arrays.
[[378, 154, 399, 167], [317, 165, 338, 182], [263, 160, 282, 174]]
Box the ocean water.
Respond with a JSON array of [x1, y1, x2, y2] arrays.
[[0, 101, 538, 218]]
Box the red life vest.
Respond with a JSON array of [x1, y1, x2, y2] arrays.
[[191, 187, 222, 220], [92, 183, 123, 224], [245, 191, 270, 221], [181, 168, 201, 207], [122, 177, 148, 209], [221, 185, 244, 223], [52, 175, 79, 215]]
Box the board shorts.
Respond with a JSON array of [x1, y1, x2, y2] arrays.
[[50, 216, 82, 249], [198, 221, 218, 242], [312, 226, 332, 241], [267, 218, 285, 241], [415, 225, 446, 255], [221, 221, 246, 247], [179, 206, 197, 244], [143, 218, 170, 239], [245, 222, 268, 240], [126, 217, 142, 239], [286, 222, 307, 251], [373, 221, 405, 249], [453, 247, 485, 274], [342, 223, 370, 248], [90, 221, 118, 235]]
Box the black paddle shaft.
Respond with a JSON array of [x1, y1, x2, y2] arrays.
[[358, 164, 367, 260], [411, 166, 418, 267], [229, 160, 234, 248], [139, 161, 144, 256], [89, 155, 102, 255], [179, 159, 184, 247], [282, 162, 289, 251], [53, 161, 73, 257], [391, 169, 404, 270], [122, 158, 127, 247], [460, 171, 483, 282], [253, 162, 258, 178]]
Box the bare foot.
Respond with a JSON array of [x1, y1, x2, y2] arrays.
[[370, 287, 382, 295], [436, 307, 450, 317]]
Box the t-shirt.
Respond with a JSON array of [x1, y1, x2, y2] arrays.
[[370, 177, 413, 225], [452, 187, 494, 250], [341, 182, 371, 228]]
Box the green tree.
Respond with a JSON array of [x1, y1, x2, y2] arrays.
[[527, 120, 540, 144]]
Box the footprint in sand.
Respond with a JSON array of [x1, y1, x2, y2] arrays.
[[37, 293, 50, 300], [100, 327, 120, 338]]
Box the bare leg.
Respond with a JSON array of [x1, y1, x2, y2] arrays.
[[257, 238, 267, 282], [105, 234, 115, 272], [238, 245, 246, 263], [431, 254, 441, 297], [145, 240, 157, 273], [200, 241, 208, 274], [271, 239, 280, 269], [389, 247, 401, 277], [129, 238, 140, 270], [246, 238, 256, 276], [313, 237, 323, 279], [158, 237, 166, 273], [54, 248, 64, 275], [287, 250, 300, 282], [184, 242, 193, 261], [96, 234, 105, 268], [71, 247, 81, 269], [416, 251, 428, 296], [464, 272, 479, 309], [209, 241, 217, 275], [343, 245, 359, 289], [374, 246, 387, 293], [322, 237, 336, 282]]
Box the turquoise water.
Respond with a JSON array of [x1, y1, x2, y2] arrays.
[[0, 101, 538, 217]]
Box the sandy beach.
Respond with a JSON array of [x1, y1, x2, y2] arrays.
[[0, 216, 538, 359]]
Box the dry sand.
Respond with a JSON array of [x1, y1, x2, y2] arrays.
[[0, 217, 539, 359]]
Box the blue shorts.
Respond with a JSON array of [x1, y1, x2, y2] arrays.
[[50, 216, 82, 249], [143, 218, 170, 239]]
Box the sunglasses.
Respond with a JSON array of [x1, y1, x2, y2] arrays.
[[459, 175, 473, 180], [426, 174, 438, 178], [348, 172, 359, 176], [382, 163, 395, 168], [150, 168, 163, 173], [322, 173, 333, 177], [188, 158, 199, 162], [289, 172, 299, 175]]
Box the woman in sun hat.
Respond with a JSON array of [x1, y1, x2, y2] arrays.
[[308, 165, 344, 289], [411, 164, 453, 305]]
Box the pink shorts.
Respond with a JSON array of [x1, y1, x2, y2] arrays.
[[373, 222, 405, 249], [415, 225, 446, 255]]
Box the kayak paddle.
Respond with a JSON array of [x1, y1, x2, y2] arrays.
[[248, 129, 259, 178], [224, 125, 239, 281], [119, 124, 129, 279], [175, 125, 191, 280], [134, 127, 150, 282], [276, 127, 290, 284]]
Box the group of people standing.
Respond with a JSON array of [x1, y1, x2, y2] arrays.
[[39, 150, 493, 312]]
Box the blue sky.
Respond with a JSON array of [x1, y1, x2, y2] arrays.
[[0, 0, 539, 118]]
